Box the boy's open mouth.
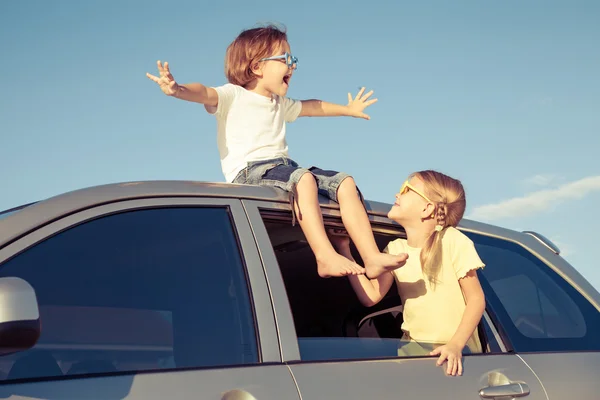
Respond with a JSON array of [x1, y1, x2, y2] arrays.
[[283, 75, 291, 85]]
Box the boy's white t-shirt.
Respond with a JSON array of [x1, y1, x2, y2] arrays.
[[205, 83, 303, 183], [385, 227, 485, 352]]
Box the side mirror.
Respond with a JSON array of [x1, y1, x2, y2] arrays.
[[0, 277, 41, 356]]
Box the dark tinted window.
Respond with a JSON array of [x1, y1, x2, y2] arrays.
[[0, 207, 258, 381], [469, 233, 600, 352]]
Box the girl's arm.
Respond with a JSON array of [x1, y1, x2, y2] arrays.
[[329, 231, 394, 307], [449, 270, 486, 349], [299, 87, 377, 120], [430, 269, 485, 376], [146, 61, 219, 107], [348, 273, 395, 307]]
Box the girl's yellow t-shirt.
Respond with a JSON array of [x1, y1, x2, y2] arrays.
[[385, 227, 485, 352]]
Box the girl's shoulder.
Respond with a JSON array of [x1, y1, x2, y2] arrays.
[[384, 238, 408, 255], [442, 226, 474, 246], [442, 227, 485, 275]]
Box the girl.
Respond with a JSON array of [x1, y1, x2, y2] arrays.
[[331, 170, 486, 376], [146, 24, 407, 279]]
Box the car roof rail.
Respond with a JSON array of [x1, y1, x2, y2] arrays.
[[522, 231, 560, 255]]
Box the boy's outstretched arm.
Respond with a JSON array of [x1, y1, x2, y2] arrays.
[[299, 87, 377, 120], [146, 61, 219, 107]]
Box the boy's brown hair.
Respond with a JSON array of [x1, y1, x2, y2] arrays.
[[225, 24, 288, 87]]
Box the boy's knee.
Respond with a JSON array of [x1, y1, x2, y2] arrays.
[[337, 176, 356, 195], [297, 171, 317, 187]]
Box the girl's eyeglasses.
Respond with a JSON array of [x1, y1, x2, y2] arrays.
[[400, 180, 432, 203]]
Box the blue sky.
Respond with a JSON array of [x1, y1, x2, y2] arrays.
[[1, 1, 599, 289]]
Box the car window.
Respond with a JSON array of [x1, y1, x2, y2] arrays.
[[468, 233, 600, 352], [0, 206, 258, 381], [261, 217, 492, 363]]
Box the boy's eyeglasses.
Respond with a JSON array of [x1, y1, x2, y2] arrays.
[[260, 52, 298, 69], [400, 180, 432, 203]]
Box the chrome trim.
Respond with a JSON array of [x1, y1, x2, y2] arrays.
[[483, 311, 507, 352], [522, 231, 560, 254]]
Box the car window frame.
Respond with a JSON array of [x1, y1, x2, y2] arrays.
[[0, 197, 281, 366], [356, 305, 507, 353], [243, 199, 512, 363]]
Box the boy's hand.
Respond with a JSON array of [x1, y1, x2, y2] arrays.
[[146, 61, 179, 96], [346, 87, 378, 120]]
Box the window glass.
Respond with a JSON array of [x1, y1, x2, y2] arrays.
[[469, 233, 600, 352], [0, 207, 258, 381]]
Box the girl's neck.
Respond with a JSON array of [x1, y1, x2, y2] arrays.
[[404, 225, 434, 248]]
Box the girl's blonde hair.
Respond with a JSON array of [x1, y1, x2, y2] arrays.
[[225, 24, 288, 87], [413, 170, 466, 284]]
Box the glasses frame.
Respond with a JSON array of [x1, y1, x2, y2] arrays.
[[400, 180, 433, 203], [259, 52, 298, 69]]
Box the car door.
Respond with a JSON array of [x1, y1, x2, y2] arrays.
[[0, 198, 300, 400], [242, 200, 548, 400], [468, 231, 600, 398]]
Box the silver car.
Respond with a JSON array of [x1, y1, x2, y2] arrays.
[[0, 181, 598, 399]]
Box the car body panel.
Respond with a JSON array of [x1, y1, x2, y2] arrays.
[[518, 353, 600, 398], [0, 180, 598, 399], [0, 364, 301, 400], [289, 355, 548, 400]]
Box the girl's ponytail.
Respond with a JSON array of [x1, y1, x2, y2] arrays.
[[413, 171, 465, 285]]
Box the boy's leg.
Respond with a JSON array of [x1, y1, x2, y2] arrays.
[[336, 177, 408, 278], [293, 173, 366, 278], [243, 158, 365, 278]]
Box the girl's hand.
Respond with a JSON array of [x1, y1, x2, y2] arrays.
[[430, 342, 464, 376], [346, 87, 378, 119], [146, 61, 180, 96]]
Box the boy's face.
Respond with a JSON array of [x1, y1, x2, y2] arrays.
[[256, 41, 295, 97]]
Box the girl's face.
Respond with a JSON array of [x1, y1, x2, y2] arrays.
[[255, 41, 295, 97], [387, 176, 432, 224]]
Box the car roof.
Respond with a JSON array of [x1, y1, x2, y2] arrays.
[[0, 180, 511, 245]]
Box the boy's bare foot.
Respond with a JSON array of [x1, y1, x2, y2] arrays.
[[317, 252, 366, 278], [364, 252, 409, 279]]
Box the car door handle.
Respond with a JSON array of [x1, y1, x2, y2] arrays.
[[479, 383, 530, 398]]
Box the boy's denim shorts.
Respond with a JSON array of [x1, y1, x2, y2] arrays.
[[232, 157, 352, 202]]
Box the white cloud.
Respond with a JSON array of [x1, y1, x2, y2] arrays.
[[468, 175, 600, 222], [522, 174, 558, 187]]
